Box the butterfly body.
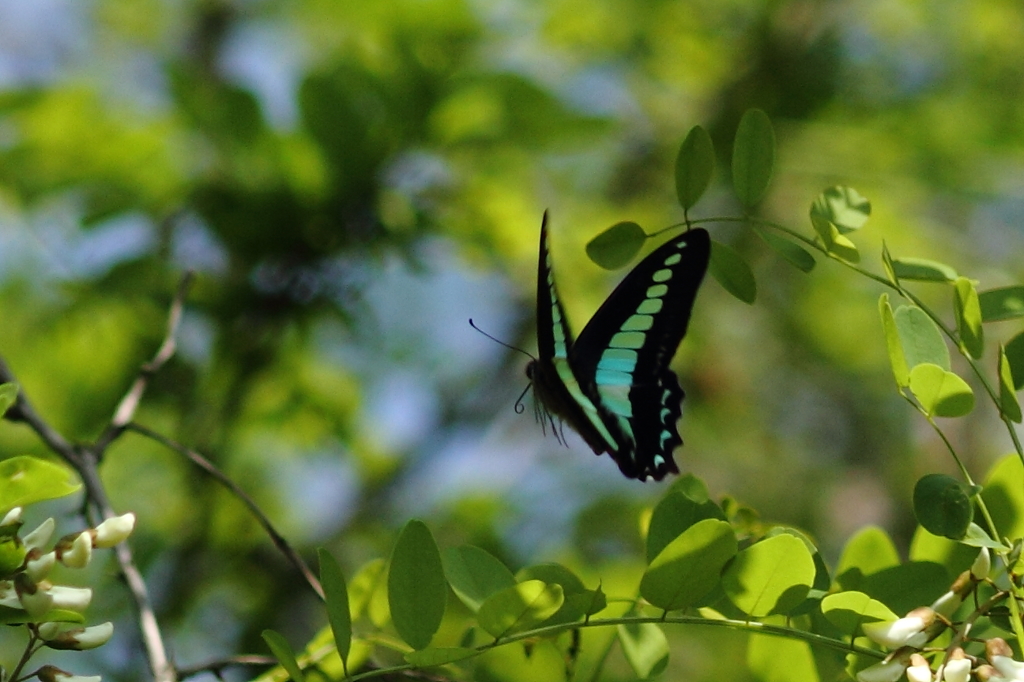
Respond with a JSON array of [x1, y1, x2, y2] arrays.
[[528, 213, 710, 481]]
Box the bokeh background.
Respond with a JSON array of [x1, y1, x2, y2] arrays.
[[1, 0, 1023, 679]]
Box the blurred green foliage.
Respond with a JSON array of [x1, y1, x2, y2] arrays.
[[1, 0, 1024, 679]]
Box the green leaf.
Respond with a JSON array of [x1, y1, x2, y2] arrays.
[[1006, 331, 1024, 390], [0, 456, 80, 515], [676, 125, 714, 210], [809, 211, 860, 262], [476, 580, 563, 638], [618, 622, 669, 679], [732, 109, 775, 207], [388, 520, 447, 650], [982, 455, 1024, 542], [721, 534, 815, 617], [516, 563, 588, 626], [640, 518, 737, 611], [835, 526, 899, 591], [646, 491, 726, 563], [891, 257, 958, 283], [0, 383, 17, 418], [980, 286, 1024, 322], [709, 240, 756, 304], [954, 277, 984, 358], [404, 647, 477, 666], [586, 222, 646, 270], [348, 558, 388, 625], [810, 186, 871, 234], [442, 545, 516, 612], [908, 363, 974, 418], [820, 591, 898, 639], [913, 474, 973, 540], [318, 549, 351, 670], [748, 634, 819, 682], [894, 305, 950, 370], [263, 629, 306, 682], [999, 345, 1022, 423], [879, 295, 909, 387], [860, 562, 950, 617], [881, 242, 898, 285], [752, 227, 815, 272]]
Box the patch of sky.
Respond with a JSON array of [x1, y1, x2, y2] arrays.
[[219, 19, 307, 130], [0, 0, 89, 87]]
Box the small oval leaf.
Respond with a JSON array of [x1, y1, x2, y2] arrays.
[[999, 345, 1022, 423], [442, 545, 515, 612], [753, 227, 815, 272], [586, 222, 646, 270], [879, 295, 909, 387], [891, 257, 958, 283], [388, 520, 447, 650], [0, 383, 18, 418], [676, 125, 714, 210], [810, 186, 870, 234], [618, 622, 669, 679], [0, 456, 81, 515], [894, 305, 950, 371], [821, 591, 898, 639], [908, 364, 975, 418], [709, 240, 756, 304], [263, 629, 306, 682], [477, 580, 564, 638], [954, 277, 984, 359], [732, 109, 775, 207], [980, 286, 1024, 322], [721, 534, 815, 617], [319, 549, 351, 668], [646, 491, 726, 563], [404, 647, 477, 667], [640, 518, 737, 611], [914, 474, 973, 540], [1006, 331, 1024, 390]]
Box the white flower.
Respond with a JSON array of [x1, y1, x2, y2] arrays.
[[59, 533, 92, 569], [42, 622, 114, 651], [26, 551, 55, 582], [857, 659, 909, 682], [37, 621, 62, 640], [862, 608, 934, 649], [23, 518, 55, 551], [92, 513, 135, 548], [37, 665, 102, 682], [45, 585, 92, 611], [1, 507, 23, 527], [18, 584, 53, 618], [930, 590, 963, 618], [907, 654, 933, 682], [942, 656, 972, 682]]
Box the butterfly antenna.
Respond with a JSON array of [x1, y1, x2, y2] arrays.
[[468, 319, 536, 361], [514, 383, 530, 415]]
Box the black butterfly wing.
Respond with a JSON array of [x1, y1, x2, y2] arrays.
[[528, 212, 623, 456], [571, 228, 711, 480]]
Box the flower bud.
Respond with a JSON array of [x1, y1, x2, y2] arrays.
[[972, 547, 991, 580], [907, 653, 933, 682], [941, 648, 972, 682], [15, 574, 53, 617], [23, 518, 55, 551], [46, 585, 92, 611], [863, 607, 935, 649], [43, 622, 114, 651], [58, 533, 92, 569], [930, 590, 962, 618], [37, 621, 62, 639], [1, 507, 23, 527], [37, 665, 101, 682], [857, 657, 910, 682], [26, 551, 55, 582], [92, 513, 135, 548], [988, 638, 1024, 681]]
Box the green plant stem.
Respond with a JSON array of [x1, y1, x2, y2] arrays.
[[343, 614, 882, 681]]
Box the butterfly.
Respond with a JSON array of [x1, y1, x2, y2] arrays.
[[526, 212, 711, 481]]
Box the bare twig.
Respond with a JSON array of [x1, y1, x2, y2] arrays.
[[176, 654, 277, 679], [95, 271, 195, 452], [126, 422, 325, 600]]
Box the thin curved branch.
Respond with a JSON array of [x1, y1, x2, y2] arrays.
[[125, 422, 325, 600]]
